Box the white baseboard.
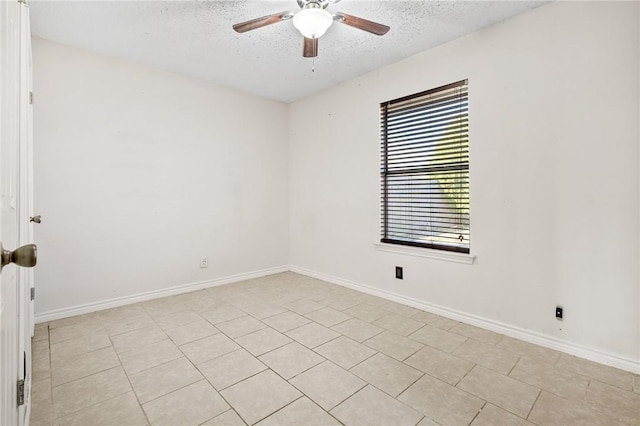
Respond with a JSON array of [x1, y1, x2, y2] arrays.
[[290, 265, 640, 374], [34, 265, 289, 324]]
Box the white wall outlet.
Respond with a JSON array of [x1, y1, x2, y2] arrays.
[[200, 256, 208, 268]]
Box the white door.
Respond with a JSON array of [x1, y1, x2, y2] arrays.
[[17, 1, 35, 424], [0, 1, 35, 425]]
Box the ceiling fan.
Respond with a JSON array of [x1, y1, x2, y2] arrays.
[[232, 0, 390, 58]]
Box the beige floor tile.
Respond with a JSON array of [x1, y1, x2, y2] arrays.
[[48, 313, 100, 330], [364, 331, 424, 361], [32, 377, 52, 407], [216, 315, 267, 338], [52, 366, 131, 418], [471, 404, 533, 426], [129, 357, 203, 403], [235, 327, 292, 356], [457, 366, 539, 418], [297, 288, 334, 302], [53, 391, 147, 426], [409, 324, 467, 353], [186, 295, 230, 314], [233, 301, 287, 320], [143, 299, 188, 318], [258, 342, 325, 379], [198, 348, 267, 390], [289, 361, 366, 410], [358, 294, 390, 307], [263, 311, 311, 333], [509, 356, 589, 400], [405, 345, 474, 385], [305, 307, 351, 327], [201, 409, 246, 426], [31, 378, 53, 424], [51, 346, 120, 386], [528, 390, 622, 426], [221, 370, 302, 425], [398, 374, 484, 426], [283, 299, 324, 315], [257, 397, 340, 426], [449, 323, 502, 345], [373, 313, 424, 336], [165, 319, 218, 345], [319, 295, 362, 311], [496, 336, 561, 365], [98, 304, 145, 322], [104, 313, 155, 336], [31, 402, 53, 426], [173, 288, 211, 305], [143, 380, 229, 426], [111, 324, 168, 353], [343, 303, 387, 323], [332, 385, 422, 426], [412, 311, 459, 330], [153, 308, 202, 329], [453, 339, 520, 375], [34, 324, 50, 342], [50, 331, 111, 362], [585, 379, 640, 425], [331, 318, 384, 342], [286, 322, 340, 348], [351, 353, 423, 397], [416, 417, 439, 426], [633, 374, 640, 394], [49, 320, 104, 344], [179, 333, 240, 365], [382, 301, 421, 318], [315, 336, 375, 369], [200, 304, 247, 324], [33, 355, 51, 382], [119, 339, 182, 375], [555, 353, 635, 391], [33, 406, 53, 424]]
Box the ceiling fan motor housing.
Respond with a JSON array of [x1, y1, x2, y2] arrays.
[[297, 0, 330, 10]]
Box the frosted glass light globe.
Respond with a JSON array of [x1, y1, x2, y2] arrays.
[[293, 7, 333, 39]]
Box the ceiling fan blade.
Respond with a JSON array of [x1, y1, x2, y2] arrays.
[[303, 37, 318, 58], [232, 11, 293, 33], [333, 12, 390, 36]]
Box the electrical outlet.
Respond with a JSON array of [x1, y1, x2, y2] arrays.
[[395, 266, 403, 280], [555, 305, 563, 320], [200, 256, 208, 268]]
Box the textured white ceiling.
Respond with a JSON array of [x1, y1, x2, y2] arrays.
[[29, 1, 547, 103]]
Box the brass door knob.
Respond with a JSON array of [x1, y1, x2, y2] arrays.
[[1, 243, 37, 271]]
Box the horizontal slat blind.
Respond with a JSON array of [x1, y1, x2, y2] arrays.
[[381, 80, 469, 253]]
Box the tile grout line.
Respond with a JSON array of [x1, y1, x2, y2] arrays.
[[466, 401, 487, 425], [107, 327, 152, 425], [524, 389, 543, 421]]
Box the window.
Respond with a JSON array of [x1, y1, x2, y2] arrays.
[[380, 80, 469, 254]]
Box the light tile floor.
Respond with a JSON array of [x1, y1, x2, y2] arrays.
[[30, 272, 640, 426]]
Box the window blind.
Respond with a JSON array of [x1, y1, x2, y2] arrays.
[[380, 80, 469, 254]]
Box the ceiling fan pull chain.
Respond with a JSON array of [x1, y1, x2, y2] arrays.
[[312, 57, 315, 73]]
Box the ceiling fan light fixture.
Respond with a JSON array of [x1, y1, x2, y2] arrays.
[[292, 7, 333, 39]]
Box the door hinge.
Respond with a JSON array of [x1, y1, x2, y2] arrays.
[[29, 92, 33, 105], [17, 380, 25, 406], [30, 287, 35, 301]]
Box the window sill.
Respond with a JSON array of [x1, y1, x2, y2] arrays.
[[374, 242, 475, 265]]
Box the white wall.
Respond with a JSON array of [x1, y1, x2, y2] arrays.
[[289, 1, 639, 368], [33, 38, 289, 315]]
